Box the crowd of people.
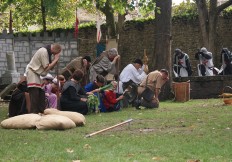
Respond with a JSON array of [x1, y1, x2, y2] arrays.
[[173, 47, 232, 77], [10, 43, 230, 117]]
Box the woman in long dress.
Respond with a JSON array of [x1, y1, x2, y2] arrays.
[[60, 69, 89, 115]]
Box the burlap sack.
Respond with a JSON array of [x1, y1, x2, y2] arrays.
[[1, 114, 42, 129], [35, 114, 76, 130], [44, 108, 86, 126]]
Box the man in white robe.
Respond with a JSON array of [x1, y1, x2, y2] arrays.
[[119, 59, 147, 92], [118, 59, 147, 106]]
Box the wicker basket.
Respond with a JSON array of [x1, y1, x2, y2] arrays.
[[221, 86, 232, 105], [223, 98, 232, 105]]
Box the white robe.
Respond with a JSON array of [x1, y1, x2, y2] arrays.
[[117, 64, 147, 94], [198, 53, 214, 76]]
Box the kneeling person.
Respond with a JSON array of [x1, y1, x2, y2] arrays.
[[136, 69, 169, 109], [102, 81, 123, 112]]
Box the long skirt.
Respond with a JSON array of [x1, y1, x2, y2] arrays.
[[60, 97, 88, 115]]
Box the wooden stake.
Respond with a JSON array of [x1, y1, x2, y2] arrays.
[[9, 10, 13, 33], [85, 119, 133, 138], [56, 61, 60, 110]]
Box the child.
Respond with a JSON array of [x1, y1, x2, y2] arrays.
[[102, 81, 124, 112], [85, 74, 105, 112], [41, 74, 57, 109]]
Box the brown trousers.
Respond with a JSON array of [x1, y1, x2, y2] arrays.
[[28, 87, 46, 113]]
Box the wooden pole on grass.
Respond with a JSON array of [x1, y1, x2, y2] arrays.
[[85, 119, 133, 138]]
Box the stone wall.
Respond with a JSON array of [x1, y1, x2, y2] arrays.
[[0, 17, 232, 79], [173, 76, 232, 99], [118, 17, 232, 75], [0, 30, 79, 78]]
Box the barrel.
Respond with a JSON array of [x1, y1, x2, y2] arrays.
[[172, 81, 190, 102]]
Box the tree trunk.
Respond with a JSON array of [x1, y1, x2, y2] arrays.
[[154, 0, 172, 101], [41, 0, 46, 32], [9, 10, 13, 33], [196, 0, 232, 54], [97, 0, 116, 39], [117, 13, 126, 33], [154, 0, 172, 72], [208, 0, 218, 54], [196, 0, 209, 48]]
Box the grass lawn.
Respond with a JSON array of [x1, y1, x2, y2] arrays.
[[0, 99, 232, 162]]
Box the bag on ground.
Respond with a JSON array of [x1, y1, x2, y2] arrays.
[[1, 114, 42, 129], [35, 114, 76, 130], [44, 108, 86, 126]]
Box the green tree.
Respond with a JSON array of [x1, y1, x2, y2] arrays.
[[78, 0, 130, 39], [78, 0, 156, 38], [1, 0, 77, 32], [195, 0, 232, 54], [172, 0, 198, 20]]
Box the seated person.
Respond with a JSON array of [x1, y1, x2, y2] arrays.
[[85, 74, 105, 112], [218, 48, 232, 75], [173, 48, 192, 77], [195, 47, 214, 76], [51, 75, 66, 95], [85, 74, 105, 93], [60, 69, 89, 115], [41, 74, 57, 109], [8, 76, 30, 117], [102, 81, 124, 112]]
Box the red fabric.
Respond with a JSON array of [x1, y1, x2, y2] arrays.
[[27, 83, 42, 88], [97, 29, 101, 43], [74, 16, 79, 38], [103, 90, 117, 109]]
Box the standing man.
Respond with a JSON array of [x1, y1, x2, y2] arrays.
[[173, 48, 192, 77], [89, 48, 120, 82], [135, 69, 169, 109], [26, 43, 61, 113]]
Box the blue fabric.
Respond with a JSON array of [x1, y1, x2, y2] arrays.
[[96, 43, 106, 57], [84, 82, 106, 112], [85, 82, 94, 92], [99, 96, 106, 112]]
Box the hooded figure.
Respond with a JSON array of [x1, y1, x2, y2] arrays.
[[195, 47, 214, 76], [173, 48, 192, 77], [219, 48, 232, 75], [89, 48, 120, 82]]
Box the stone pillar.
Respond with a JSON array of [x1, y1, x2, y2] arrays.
[[6, 51, 17, 73], [1, 51, 20, 84]]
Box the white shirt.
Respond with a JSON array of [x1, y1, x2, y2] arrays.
[[120, 64, 147, 84]]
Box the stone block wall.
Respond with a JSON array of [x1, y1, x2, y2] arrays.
[[0, 31, 80, 77]]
